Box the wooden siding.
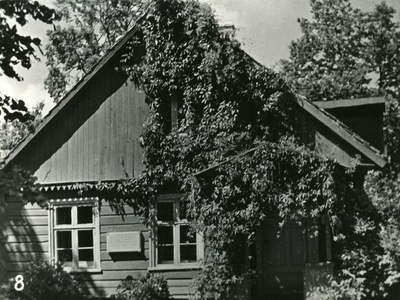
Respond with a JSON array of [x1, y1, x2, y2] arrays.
[[1, 197, 197, 298], [1, 198, 49, 278], [161, 270, 200, 299], [0, 210, 8, 283], [13, 63, 149, 184]]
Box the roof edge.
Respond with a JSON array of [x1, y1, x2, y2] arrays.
[[314, 96, 385, 110]]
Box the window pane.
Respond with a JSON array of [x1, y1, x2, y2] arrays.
[[179, 201, 192, 220], [78, 230, 93, 247], [57, 250, 73, 266], [158, 246, 174, 264], [158, 226, 173, 245], [78, 206, 93, 224], [78, 249, 94, 267], [180, 245, 197, 262], [180, 225, 196, 244], [56, 207, 71, 225], [157, 202, 174, 222], [57, 231, 72, 248]]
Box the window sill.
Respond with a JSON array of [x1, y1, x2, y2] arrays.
[[66, 268, 102, 274], [148, 264, 202, 272]]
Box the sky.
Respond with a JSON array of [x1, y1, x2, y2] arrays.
[[1, 0, 400, 115]]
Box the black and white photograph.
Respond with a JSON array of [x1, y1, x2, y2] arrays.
[[1, 0, 400, 299]]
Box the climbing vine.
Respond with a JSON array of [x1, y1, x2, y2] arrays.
[[79, 0, 400, 298]]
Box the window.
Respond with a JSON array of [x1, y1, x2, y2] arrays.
[[49, 198, 100, 272], [164, 91, 183, 133], [151, 195, 203, 268]]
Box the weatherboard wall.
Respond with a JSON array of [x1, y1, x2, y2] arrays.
[[1, 194, 198, 299], [12, 62, 148, 184], [1, 197, 49, 282]]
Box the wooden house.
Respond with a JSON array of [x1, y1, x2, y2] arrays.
[[0, 22, 387, 299]]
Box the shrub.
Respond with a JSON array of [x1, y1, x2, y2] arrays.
[[112, 273, 170, 300], [0, 260, 88, 300]]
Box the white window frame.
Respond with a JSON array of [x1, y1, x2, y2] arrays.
[[48, 198, 101, 273], [150, 194, 203, 270]]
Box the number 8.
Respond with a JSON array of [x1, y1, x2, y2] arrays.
[[14, 275, 24, 291]]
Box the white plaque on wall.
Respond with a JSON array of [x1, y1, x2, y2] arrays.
[[107, 231, 142, 253]]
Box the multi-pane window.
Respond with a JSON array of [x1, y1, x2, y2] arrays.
[[154, 196, 203, 267], [50, 199, 100, 272]]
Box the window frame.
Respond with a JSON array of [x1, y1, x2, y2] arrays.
[[48, 198, 101, 273], [150, 194, 203, 269]]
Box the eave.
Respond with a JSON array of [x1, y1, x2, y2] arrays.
[[314, 96, 385, 109]]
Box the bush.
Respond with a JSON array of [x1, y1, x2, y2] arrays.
[[112, 273, 170, 300], [0, 260, 88, 300], [308, 277, 365, 300]]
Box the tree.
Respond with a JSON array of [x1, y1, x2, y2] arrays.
[[0, 0, 58, 122], [44, 0, 147, 102], [280, 0, 400, 101], [364, 3, 400, 94], [0, 0, 55, 223], [0, 101, 44, 159]]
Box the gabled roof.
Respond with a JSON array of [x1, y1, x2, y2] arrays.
[[3, 7, 150, 167], [3, 7, 387, 172]]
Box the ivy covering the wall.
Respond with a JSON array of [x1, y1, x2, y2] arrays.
[[81, 0, 400, 298]]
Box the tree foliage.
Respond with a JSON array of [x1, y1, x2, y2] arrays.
[[0, 101, 44, 157], [0, 0, 52, 235], [44, 0, 147, 102], [280, 0, 400, 170], [281, 0, 400, 101], [0, 0, 57, 122]]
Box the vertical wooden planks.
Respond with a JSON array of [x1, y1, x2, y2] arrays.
[[110, 77, 118, 179], [125, 80, 134, 178], [77, 100, 84, 182], [87, 88, 95, 181], [15, 64, 148, 184], [83, 92, 89, 182]]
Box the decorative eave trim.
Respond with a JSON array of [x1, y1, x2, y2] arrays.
[[48, 197, 99, 204], [38, 179, 122, 192]]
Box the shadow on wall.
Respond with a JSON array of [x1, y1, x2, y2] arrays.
[[0, 227, 6, 284], [0, 194, 105, 297], [0, 196, 48, 283]]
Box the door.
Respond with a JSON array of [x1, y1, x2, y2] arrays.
[[257, 218, 306, 300]]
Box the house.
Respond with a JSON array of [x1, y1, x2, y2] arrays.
[[0, 21, 387, 299]]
